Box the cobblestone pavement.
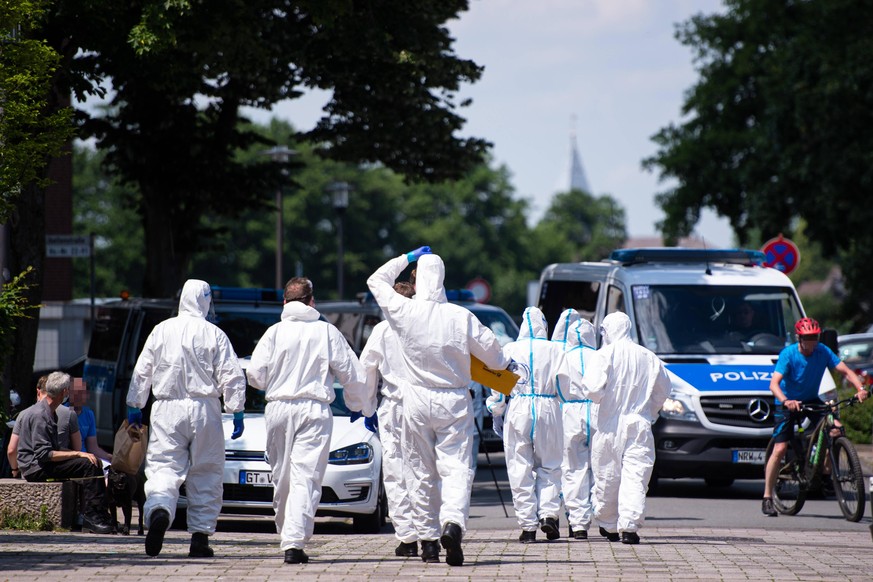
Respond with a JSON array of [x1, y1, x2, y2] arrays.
[[2, 523, 872, 581]]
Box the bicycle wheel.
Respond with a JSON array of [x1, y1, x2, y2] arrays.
[[830, 436, 866, 522], [766, 437, 806, 515]]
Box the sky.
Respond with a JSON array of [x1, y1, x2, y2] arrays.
[[253, 0, 734, 245]]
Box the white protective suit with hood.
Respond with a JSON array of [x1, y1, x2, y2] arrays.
[[486, 306, 568, 532], [359, 319, 416, 545], [367, 253, 510, 541], [127, 279, 246, 534], [247, 298, 373, 552], [582, 311, 670, 534], [554, 313, 599, 534]]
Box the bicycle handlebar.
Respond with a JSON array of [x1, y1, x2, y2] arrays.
[[798, 389, 871, 413]]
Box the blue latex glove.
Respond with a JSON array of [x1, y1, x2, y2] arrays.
[[405, 246, 432, 263], [364, 414, 378, 434], [349, 411, 363, 423], [127, 406, 142, 428], [231, 411, 245, 440]]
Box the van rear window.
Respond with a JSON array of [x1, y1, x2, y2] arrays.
[[88, 308, 130, 362]]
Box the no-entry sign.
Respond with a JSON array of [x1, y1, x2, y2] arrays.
[[761, 235, 800, 275]]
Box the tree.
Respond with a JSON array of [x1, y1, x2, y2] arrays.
[[533, 189, 627, 263], [643, 0, 873, 328], [1, 0, 73, 406], [43, 0, 488, 297]]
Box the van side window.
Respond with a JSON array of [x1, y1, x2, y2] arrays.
[[538, 280, 600, 335], [606, 285, 625, 315]]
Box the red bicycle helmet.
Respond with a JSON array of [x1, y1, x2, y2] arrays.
[[795, 317, 821, 336]]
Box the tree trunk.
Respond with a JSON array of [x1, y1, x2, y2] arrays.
[[141, 187, 187, 298]]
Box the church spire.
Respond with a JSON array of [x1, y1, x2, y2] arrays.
[[568, 114, 591, 193]]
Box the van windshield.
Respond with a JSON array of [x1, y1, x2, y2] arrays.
[[632, 285, 802, 355]]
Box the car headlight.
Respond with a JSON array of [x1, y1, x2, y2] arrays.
[[660, 393, 699, 422], [328, 443, 373, 465]]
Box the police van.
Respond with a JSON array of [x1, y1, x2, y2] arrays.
[[537, 248, 836, 487]]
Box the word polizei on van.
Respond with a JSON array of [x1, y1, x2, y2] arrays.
[[536, 248, 837, 489]]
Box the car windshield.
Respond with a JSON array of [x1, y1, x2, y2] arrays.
[[468, 307, 519, 347], [213, 308, 282, 359], [632, 285, 802, 355], [840, 337, 873, 364]]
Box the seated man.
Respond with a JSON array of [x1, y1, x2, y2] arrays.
[[15, 371, 113, 534]]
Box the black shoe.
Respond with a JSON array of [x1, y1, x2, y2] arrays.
[[284, 549, 309, 564], [395, 541, 418, 557], [145, 509, 170, 556], [82, 515, 112, 535], [420, 540, 440, 563], [761, 498, 778, 517], [539, 517, 560, 540], [440, 522, 464, 567], [518, 530, 536, 544], [574, 529, 588, 540], [621, 531, 640, 545], [821, 479, 835, 498], [599, 526, 620, 542], [189, 532, 214, 558], [568, 525, 574, 538]]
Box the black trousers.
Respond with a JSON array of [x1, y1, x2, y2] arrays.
[[25, 457, 109, 521]]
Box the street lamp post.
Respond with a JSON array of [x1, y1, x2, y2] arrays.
[[262, 146, 296, 290], [328, 181, 350, 299]]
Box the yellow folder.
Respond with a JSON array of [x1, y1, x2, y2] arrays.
[[471, 355, 519, 396]]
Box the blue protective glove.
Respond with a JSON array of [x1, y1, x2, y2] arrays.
[[364, 414, 378, 434], [405, 246, 432, 263], [349, 411, 363, 423], [127, 406, 142, 428], [231, 411, 245, 440]]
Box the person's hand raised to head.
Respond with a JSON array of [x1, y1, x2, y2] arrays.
[[405, 246, 432, 262]]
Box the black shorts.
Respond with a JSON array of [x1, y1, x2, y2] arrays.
[[772, 400, 824, 443]]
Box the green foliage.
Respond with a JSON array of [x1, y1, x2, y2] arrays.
[[46, 0, 487, 297], [0, 505, 54, 531], [534, 189, 627, 263], [0, 266, 39, 377], [836, 383, 871, 445], [643, 0, 873, 324], [0, 0, 73, 221]]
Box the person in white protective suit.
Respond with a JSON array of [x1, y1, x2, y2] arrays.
[[554, 313, 599, 541], [127, 279, 246, 558], [247, 277, 374, 565], [359, 281, 419, 558], [367, 247, 513, 567], [579, 311, 670, 545], [486, 306, 568, 544]]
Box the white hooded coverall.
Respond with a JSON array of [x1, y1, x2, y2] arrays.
[[554, 313, 599, 534], [581, 311, 670, 534], [127, 279, 246, 535], [486, 306, 568, 531], [247, 300, 373, 552], [367, 253, 510, 541], [359, 319, 416, 544]]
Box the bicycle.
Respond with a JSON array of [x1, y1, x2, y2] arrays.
[[765, 393, 868, 522]]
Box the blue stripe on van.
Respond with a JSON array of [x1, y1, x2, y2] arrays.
[[666, 364, 774, 392]]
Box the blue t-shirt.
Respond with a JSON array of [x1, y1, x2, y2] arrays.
[[66, 404, 97, 452], [774, 343, 841, 401]]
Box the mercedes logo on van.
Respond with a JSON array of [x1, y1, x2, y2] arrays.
[[747, 398, 771, 423]]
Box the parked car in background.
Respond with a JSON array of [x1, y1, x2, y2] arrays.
[[837, 333, 873, 389], [317, 290, 520, 451]]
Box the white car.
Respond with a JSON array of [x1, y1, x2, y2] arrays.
[[177, 385, 387, 533]]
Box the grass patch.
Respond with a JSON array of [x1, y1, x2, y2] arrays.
[[0, 505, 54, 531]]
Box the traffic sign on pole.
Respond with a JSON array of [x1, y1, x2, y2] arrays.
[[46, 235, 91, 258], [465, 277, 492, 303], [761, 234, 800, 275]]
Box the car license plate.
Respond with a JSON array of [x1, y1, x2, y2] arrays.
[[240, 470, 272, 486], [732, 450, 766, 464]]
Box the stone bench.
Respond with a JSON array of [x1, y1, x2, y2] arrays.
[[0, 478, 79, 529]]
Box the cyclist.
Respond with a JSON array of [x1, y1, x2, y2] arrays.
[[762, 317, 868, 516]]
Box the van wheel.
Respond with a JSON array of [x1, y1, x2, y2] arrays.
[[352, 475, 387, 534]]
